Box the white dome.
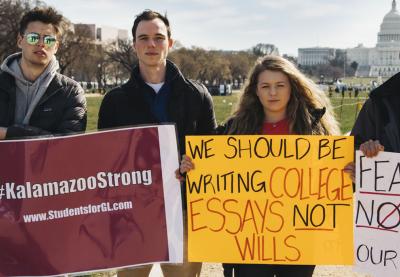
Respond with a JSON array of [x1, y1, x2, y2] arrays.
[[377, 1, 400, 46]]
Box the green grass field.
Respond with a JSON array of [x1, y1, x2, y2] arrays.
[[86, 96, 103, 131], [86, 92, 366, 134], [86, 94, 241, 131], [331, 96, 366, 133]]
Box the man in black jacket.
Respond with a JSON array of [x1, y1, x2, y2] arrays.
[[351, 73, 400, 156], [98, 9, 216, 277], [344, 73, 400, 181], [0, 7, 87, 140], [0, 7, 86, 274]]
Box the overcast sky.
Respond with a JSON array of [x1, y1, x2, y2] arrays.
[[43, 0, 393, 56]]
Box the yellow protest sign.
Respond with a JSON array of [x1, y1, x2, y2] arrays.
[[186, 135, 354, 265]]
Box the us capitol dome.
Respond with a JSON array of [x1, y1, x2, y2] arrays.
[[347, 0, 400, 77]]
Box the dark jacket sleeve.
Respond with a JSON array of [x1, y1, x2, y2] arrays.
[[218, 118, 233, 135], [197, 85, 217, 135], [97, 90, 116, 130], [350, 98, 377, 149], [5, 82, 87, 139], [6, 124, 52, 138], [55, 83, 87, 134]]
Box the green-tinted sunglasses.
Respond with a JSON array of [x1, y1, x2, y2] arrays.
[[24, 32, 57, 48]]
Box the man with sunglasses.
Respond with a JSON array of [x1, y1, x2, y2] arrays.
[[0, 7, 86, 140]]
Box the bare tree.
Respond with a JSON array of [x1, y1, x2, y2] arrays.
[[105, 39, 137, 73], [169, 47, 201, 79], [226, 51, 257, 82], [282, 54, 298, 65], [170, 47, 259, 85], [251, 43, 280, 57], [56, 20, 94, 75]]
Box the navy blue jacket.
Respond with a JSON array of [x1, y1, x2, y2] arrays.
[[98, 60, 217, 154]]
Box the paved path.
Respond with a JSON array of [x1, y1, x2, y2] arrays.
[[146, 264, 372, 277]]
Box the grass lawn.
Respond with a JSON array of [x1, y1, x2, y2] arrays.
[[331, 96, 366, 134], [86, 93, 241, 131], [86, 95, 103, 131], [211, 93, 239, 124], [86, 92, 365, 134]]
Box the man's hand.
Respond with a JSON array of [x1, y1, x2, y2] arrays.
[[343, 162, 355, 183], [360, 139, 384, 158], [0, 127, 7, 140], [175, 155, 195, 182]]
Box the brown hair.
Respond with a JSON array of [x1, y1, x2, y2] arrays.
[[227, 55, 340, 135], [132, 10, 171, 41], [19, 7, 64, 37]]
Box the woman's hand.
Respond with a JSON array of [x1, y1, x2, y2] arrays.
[[360, 140, 384, 158], [175, 155, 195, 182]]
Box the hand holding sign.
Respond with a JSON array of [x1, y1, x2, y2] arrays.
[[186, 135, 354, 265], [355, 150, 400, 277], [359, 139, 384, 158]]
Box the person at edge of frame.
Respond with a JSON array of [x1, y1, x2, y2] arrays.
[[0, 6, 87, 276], [97, 9, 217, 277], [177, 55, 340, 277], [344, 72, 400, 182]]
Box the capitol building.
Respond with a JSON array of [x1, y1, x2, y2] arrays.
[[347, 0, 400, 77]]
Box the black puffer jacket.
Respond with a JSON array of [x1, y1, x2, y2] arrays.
[[98, 60, 217, 154], [0, 71, 87, 139], [351, 72, 400, 152]]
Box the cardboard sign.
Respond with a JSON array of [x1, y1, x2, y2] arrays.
[[186, 135, 354, 264], [355, 150, 400, 277], [0, 125, 183, 276]]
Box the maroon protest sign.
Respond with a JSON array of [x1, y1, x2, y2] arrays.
[[0, 125, 183, 276]]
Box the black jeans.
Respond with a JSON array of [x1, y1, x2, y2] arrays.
[[223, 263, 315, 277]]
